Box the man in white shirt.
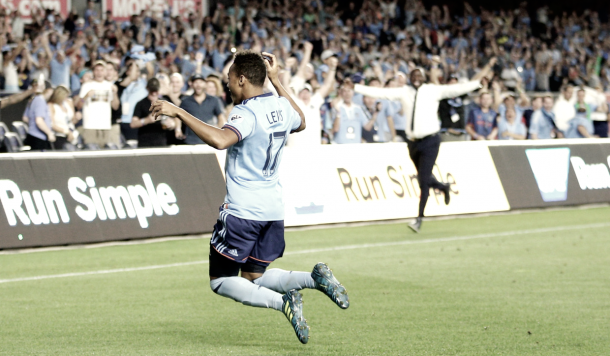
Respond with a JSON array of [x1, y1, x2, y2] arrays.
[[354, 59, 494, 232], [288, 56, 337, 147], [553, 84, 605, 134], [78, 60, 120, 146], [552, 85, 575, 133]]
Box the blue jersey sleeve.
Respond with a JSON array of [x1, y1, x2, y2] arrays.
[[224, 106, 256, 142]]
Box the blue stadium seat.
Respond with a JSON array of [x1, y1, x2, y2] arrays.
[[123, 140, 138, 149], [62, 143, 78, 151], [11, 121, 28, 141], [0, 122, 9, 139], [84, 143, 100, 150], [0, 124, 5, 152], [3, 132, 24, 152]]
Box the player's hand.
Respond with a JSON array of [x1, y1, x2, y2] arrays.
[[150, 99, 179, 120], [262, 52, 280, 82], [488, 57, 497, 67], [47, 132, 56, 143]]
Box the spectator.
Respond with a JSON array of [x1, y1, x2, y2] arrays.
[[3, 43, 24, 92], [438, 75, 467, 135], [42, 32, 73, 89], [530, 96, 564, 139], [118, 59, 152, 140], [316, 50, 338, 84], [24, 81, 55, 150], [48, 85, 76, 149], [129, 78, 175, 148], [205, 76, 226, 109], [288, 55, 337, 147], [523, 95, 543, 134], [520, 61, 536, 92], [565, 108, 595, 139], [501, 62, 521, 91], [553, 85, 576, 133], [179, 74, 225, 145], [106, 62, 123, 145], [361, 77, 395, 143], [332, 80, 376, 144], [590, 88, 609, 138], [78, 60, 119, 146], [574, 88, 595, 120], [498, 107, 527, 140], [466, 92, 498, 140], [162, 73, 187, 143], [6, 0, 610, 154]]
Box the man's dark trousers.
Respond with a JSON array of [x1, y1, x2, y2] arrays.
[[407, 133, 445, 217]]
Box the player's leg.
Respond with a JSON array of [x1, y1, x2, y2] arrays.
[[208, 212, 284, 309], [209, 213, 309, 344], [248, 221, 349, 309], [415, 135, 443, 217], [209, 248, 283, 310]]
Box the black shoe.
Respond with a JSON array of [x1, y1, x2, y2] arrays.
[[442, 183, 451, 205], [408, 217, 422, 233]]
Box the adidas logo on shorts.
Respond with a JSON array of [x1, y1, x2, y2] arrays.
[[227, 249, 238, 257]]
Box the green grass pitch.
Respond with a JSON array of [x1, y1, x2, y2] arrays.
[[1, 207, 609, 355]]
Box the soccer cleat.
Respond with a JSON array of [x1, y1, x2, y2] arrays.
[[408, 217, 422, 233], [312, 262, 350, 309], [282, 290, 309, 344], [442, 183, 451, 205]]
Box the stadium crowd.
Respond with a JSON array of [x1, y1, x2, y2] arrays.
[[1, 0, 610, 151]]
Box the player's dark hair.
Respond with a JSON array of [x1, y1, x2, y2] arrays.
[[232, 51, 267, 87], [147, 78, 160, 92]]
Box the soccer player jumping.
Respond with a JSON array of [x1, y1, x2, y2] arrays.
[[150, 51, 349, 344]]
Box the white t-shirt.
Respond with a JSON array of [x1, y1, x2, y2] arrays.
[[79, 80, 113, 130], [288, 93, 323, 147]]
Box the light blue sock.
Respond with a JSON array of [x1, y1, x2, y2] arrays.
[[253, 268, 316, 293], [210, 277, 283, 311]]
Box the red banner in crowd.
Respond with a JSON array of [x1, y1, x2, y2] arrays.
[[104, 0, 204, 22], [0, 0, 70, 21]]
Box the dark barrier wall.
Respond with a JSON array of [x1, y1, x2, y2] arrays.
[[0, 93, 30, 128], [0, 150, 226, 249], [489, 143, 610, 209]]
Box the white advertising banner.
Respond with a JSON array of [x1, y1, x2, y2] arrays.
[[104, 0, 206, 22], [0, 0, 70, 21], [279, 142, 509, 226]]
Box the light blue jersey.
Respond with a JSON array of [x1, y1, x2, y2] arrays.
[[374, 100, 394, 142], [222, 93, 301, 221], [333, 103, 369, 144], [389, 101, 407, 130]]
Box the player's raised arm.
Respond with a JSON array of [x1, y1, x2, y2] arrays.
[[262, 52, 307, 132], [150, 100, 238, 150]]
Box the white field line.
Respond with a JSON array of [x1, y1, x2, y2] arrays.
[[1, 222, 608, 285]]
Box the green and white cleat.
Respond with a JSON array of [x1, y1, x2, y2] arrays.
[[311, 262, 350, 309], [282, 289, 310, 344]]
